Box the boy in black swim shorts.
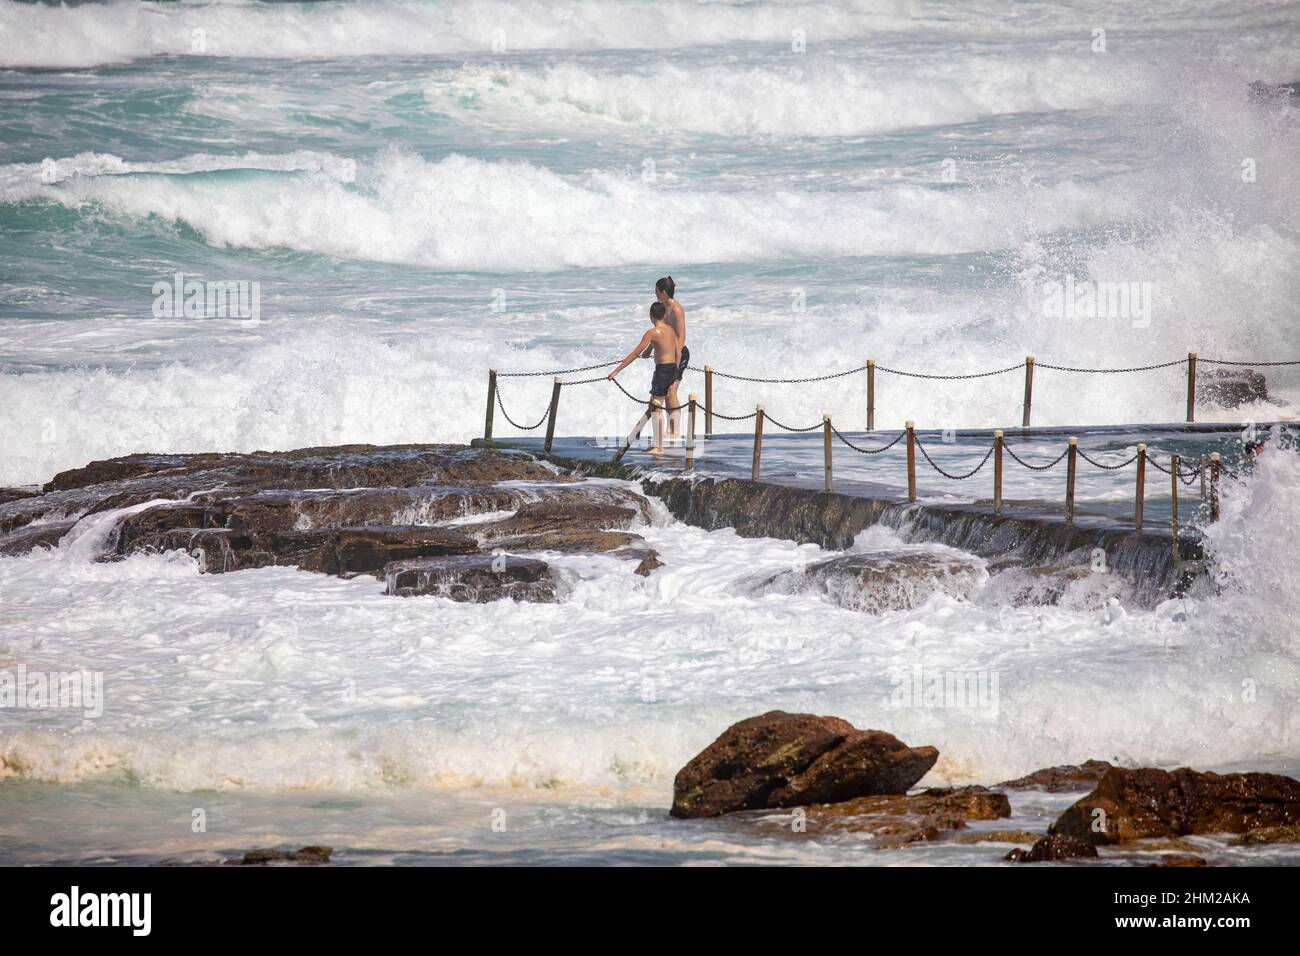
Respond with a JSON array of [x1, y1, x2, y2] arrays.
[[607, 302, 680, 455]]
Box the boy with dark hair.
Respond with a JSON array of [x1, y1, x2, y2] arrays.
[[607, 301, 680, 455]]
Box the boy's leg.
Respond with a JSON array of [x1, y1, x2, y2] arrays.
[[648, 398, 665, 455], [666, 381, 682, 438]]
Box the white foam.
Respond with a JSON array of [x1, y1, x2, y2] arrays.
[[423, 52, 1158, 137], [1, 509, 1296, 794], [5, 0, 1298, 70], [4, 148, 1176, 271]]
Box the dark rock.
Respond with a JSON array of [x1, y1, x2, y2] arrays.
[[997, 760, 1115, 792], [670, 711, 938, 819], [756, 550, 985, 613], [1006, 833, 1098, 862], [475, 498, 646, 554], [332, 526, 478, 574], [1197, 367, 1268, 409], [1150, 854, 1209, 867], [1050, 767, 1300, 846], [119, 520, 477, 576], [0, 488, 39, 506], [0, 519, 76, 556], [633, 550, 664, 576], [43, 454, 187, 493], [227, 845, 333, 866], [385, 555, 556, 603]]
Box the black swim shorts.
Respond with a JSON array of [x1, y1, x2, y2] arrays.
[[676, 345, 690, 382], [651, 362, 677, 400]]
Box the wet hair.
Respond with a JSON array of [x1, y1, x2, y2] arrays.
[[649, 302, 667, 320], [655, 276, 675, 299]]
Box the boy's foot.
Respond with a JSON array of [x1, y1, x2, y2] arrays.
[[647, 446, 665, 456]]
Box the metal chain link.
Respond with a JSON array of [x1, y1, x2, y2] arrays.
[[1003, 443, 1070, 471], [1199, 358, 1300, 367], [1076, 449, 1141, 470], [1035, 359, 1187, 373], [498, 359, 619, 378], [1147, 455, 1204, 480], [831, 426, 906, 455], [494, 385, 552, 431], [913, 437, 997, 480], [703, 364, 867, 384], [762, 412, 826, 432], [608, 376, 688, 411], [876, 363, 1023, 380], [563, 374, 611, 385]]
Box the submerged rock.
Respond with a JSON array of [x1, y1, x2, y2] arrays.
[[670, 711, 938, 819], [997, 760, 1115, 792], [0, 519, 76, 556], [1006, 833, 1098, 863], [1229, 824, 1300, 845], [385, 555, 556, 603], [1050, 767, 1300, 846], [756, 550, 985, 613], [228, 845, 333, 866], [797, 786, 1011, 845]]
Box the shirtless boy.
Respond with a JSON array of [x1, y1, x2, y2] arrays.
[[607, 302, 679, 455]]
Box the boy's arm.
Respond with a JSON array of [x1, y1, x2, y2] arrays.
[[608, 330, 656, 379]]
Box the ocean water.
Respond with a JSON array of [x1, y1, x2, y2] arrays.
[[1, 0, 1299, 865]]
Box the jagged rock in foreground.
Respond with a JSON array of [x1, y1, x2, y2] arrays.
[[385, 555, 556, 602], [754, 550, 985, 613], [997, 760, 1115, 792], [1050, 767, 1300, 846], [670, 711, 938, 819], [0, 445, 662, 601]]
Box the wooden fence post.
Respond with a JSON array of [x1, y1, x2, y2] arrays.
[[704, 365, 714, 437], [686, 394, 697, 470], [1135, 443, 1146, 531], [1065, 437, 1078, 523], [906, 420, 916, 502], [751, 406, 765, 481], [867, 359, 875, 432], [1186, 352, 1197, 423], [1210, 451, 1221, 522], [993, 430, 1003, 514], [823, 414, 833, 492], [484, 369, 497, 441], [1022, 356, 1035, 429], [543, 377, 562, 453], [1171, 453, 1181, 564]]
